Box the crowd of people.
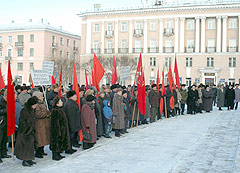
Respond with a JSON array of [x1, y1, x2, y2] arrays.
[[0, 81, 239, 166]]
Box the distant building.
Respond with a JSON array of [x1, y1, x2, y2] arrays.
[[0, 20, 81, 86], [78, 0, 240, 86]]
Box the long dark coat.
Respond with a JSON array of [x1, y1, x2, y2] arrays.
[[187, 89, 199, 106], [95, 99, 104, 136], [225, 88, 235, 107], [81, 103, 97, 144], [202, 90, 213, 111], [50, 106, 71, 152], [112, 94, 125, 129], [15, 106, 36, 161], [64, 99, 82, 132], [35, 102, 51, 147], [217, 89, 225, 107], [148, 90, 160, 108]]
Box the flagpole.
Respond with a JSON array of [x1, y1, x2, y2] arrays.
[[136, 109, 139, 127], [131, 102, 136, 128], [105, 72, 111, 83], [129, 70, 138, 107], [164, 96, 167, 118], [11, 134, 14, 160]]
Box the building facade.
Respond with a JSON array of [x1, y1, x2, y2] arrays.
[[78, 1, 240, 86], [0, 20, 81, 86]]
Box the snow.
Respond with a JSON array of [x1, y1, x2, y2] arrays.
[[1, 107, 240, 173]]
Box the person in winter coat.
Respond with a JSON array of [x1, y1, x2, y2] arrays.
[[50, 96, 71, 161], [217, 85, 225, 110], [122, 90, 130, 132], [234, 84, 240, 110], [211, 85, 218, 106], [197, 86, 203, 113], [202, 86, 213, 112], [175, 87, 182, 115], [32, 91, 51, 158], [95, 92, 104, 138], [112, 88, 126, 137], [64, 90, 82, 152], [148, 84, 160, 123], [81, 95, 97, 150], [18, 86, 31, 106], [225, 85, 235, 110], [103, 100, 113, 138], [180, 84, 188, 115], [47, 84, 59, 110], [188, 85, 199, 115], [15, 96, 39, 167]]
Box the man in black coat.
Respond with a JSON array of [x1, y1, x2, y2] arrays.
[[47, 84, 59, 110], [0, 92, 11, 163], [188, 85, 199, 114], [64, 90, 82, 152]]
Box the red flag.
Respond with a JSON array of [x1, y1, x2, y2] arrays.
[[58, 65, 62, 98], [156, 69, 159, 92], [0, 68, 5, 89], [151, 80, 153, 86], [85, 69, 89, 90], [52, 76, 56, 85], [91, 67, 95, 88], [168, 61, 176, 93], [7, 61, 16, 136], [160, 69, 166, 116], [174, 56, 181, 89], [31, 83, 34, 89], [111, 56, 118, 85], [170, 96, 175, 109], [94, 54, 105, 94]]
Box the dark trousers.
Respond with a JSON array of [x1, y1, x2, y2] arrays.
[[115, 129, 120, 136], [213, 97, 217, 106], [0, 126, 8, 156], [181, 104, 185, 114], [235, 102, 238, 110], [70, 131, 78, 146], [83, 142, 94, 150], [150, 107, 157, 123], [189, 105, 196, 114]]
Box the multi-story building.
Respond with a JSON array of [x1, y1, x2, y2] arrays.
[[78, 0, 240, 86], [0, 20, 81, 86]]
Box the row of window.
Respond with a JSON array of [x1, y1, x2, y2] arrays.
[[0, 62, 35, 71], [52, 36, 76, 47], [93, 18, 238, 32], [52, 49, 76, 60], [0, 34, 34, 44], [149, 57, 237, 68], [0, 48, 34, 57]]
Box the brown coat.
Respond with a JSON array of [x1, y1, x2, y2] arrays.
[[81, 103, 97, 144], [148, 90, 160, 108], [35, 102, 51, 147], [112, 94, 125, 129]]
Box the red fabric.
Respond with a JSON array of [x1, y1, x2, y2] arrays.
[[0, 68, 5, 89], [58, 65, 62, 98], [31, 83, 34, 89], [93, 54, 105, 94], [161, 69, 166, 96], [72, 61, 80, 111], [160, 98, 164, 116], [85, 69, 89, 90], [174, 57, 181, 89], [111, 56, 118, 85], [170, 96, 175, 109], [52, 76, 56, 85], [156, 69, 159, 92], [91, 67, 95, 87], [7, 61, 16, 136], [78, 130, 83, 142], [151, 80, 153, 86], [168, 61, 176, 93]]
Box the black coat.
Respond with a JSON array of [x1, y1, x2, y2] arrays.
[[123, 97, 131, 118], [188, 90, 199, 106], [95, 99, 104, 136], [15, 106, 36, 161], [64, 99, 82, 132], [0, 97, 7, 128], [225, 88, 235, 106], [47, 91, 58, 110], [50, 106, 71, 152]]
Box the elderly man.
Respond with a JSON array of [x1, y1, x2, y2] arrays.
[[148, 84, 160, 123]]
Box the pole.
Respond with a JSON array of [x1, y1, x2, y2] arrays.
[[42, 86, 49, 110], [136, 109, 139, 127], [129, 70, 138, 107], [164, 96, 167, 118], [11, 134, 14, 160], [131, 102, 136, 128], [105, 72, 111, 83]]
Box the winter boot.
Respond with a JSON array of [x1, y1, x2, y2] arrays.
[[40, 147, 47, 156], [35, 148, 43, 158], [22, 160, 32, 167], [0, 153, 2, 163], [52, 152, 63, 161]]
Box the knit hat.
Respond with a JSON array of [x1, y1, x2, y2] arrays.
[[32, 91, 43, 97], [67, 90, 76, 98], [27, 96, 39, 106], [122, 90, 127, 95], [86, 95, 96, 102]]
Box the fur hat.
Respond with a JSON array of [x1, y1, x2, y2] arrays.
[[86, 95, 96, 102], [21, 86, 27, 91], [67, 90, 76, 98], [122, 90, 127, 95], [32, 91, 43, 98], [110, 84, 118, 90], [52, 96, 60, 107], [15, 85, 21, 91], [27, 96, 39, 106], [152, 84, 157, 88]]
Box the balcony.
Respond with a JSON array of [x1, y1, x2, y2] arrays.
[[5, 56, 11, 61], [163, 47, 174, 53], [133, 48, 143, 53], [133, 29, 143, 37], [52, 43, 58, 49], [206, 47, 216, 53], [148, 47, 159, 53], [104, 48, 115, 54], [15, 42, 24, 48], [164, 28, 174, 36], [228, 46, 238, 52], [185, 47, 195, 53], [118, 48, 129, 54], [105, 30, 114, 38], [91, 48, 100, 54]]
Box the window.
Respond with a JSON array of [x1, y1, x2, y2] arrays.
[[186, 57, 192, 67], [7, 49, 11, 57], [165, 57, 172, 67], [17, 63, 23, 71], [52, 49, 55, 57], [121, 40, 127, 53], [18, 35, 24, 42], [229, 39, 236, 52], [0, 50, 2, 57], [136, 21, 142, 29], [229, 18, 237, 29], [60, 51, 63, 58], [18, 48, 23, 57], [93, 40, 99, 49], [150, 39, 157, 52], [107, 23, 113, 31], [30, 34, 34, 42], [150, 57, 156, 66], [8, 36, 12, 43], [73, 40, 76, 48], [60, 37, 63, 45], [150, 20, 157, 31], [186, 78, 192, 87], [107, 40, 113, 53], [208, 19, 215, 29], [207, 39, 215, 52], [30, 48, 34, 57], [121, 22, 127, 32], [94, 24, 100, 32], [0, 36, 2, 43], [207, 57, 214, 67], [29, 62, 34, 70], [166, 20, 172, 28], [165, 39, 173, 53], [135, 40, 141, 53], [187, 19, 195, 30], [187, 39, 194, 48], [67, 39, 70, 47], [229, 57, 236, 67], [52, 36, 55, 43], [67, 52, 69, 59]]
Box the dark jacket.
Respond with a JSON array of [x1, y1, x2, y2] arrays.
[[123, 97, 131, 118], [0, 97, 7, 128], [187, 89, 199, 106], [64, 99, 82, 132], [225, 88, 235, 106], [148, 89, 160, 108], [95, 99, 104, 136], [47, 91, 58, 110], [50, 106, 71, 152]]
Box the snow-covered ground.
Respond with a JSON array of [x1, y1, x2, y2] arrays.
[[1, 107, 240, 173]]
